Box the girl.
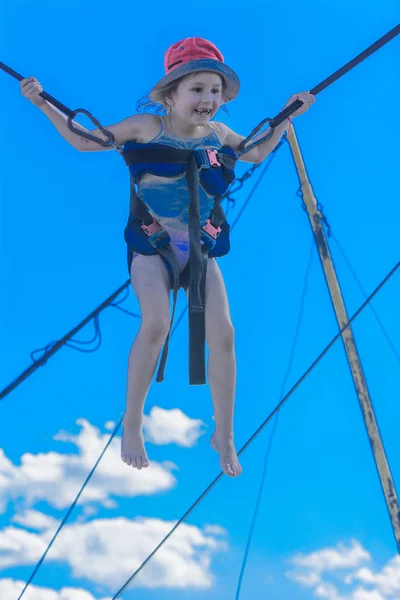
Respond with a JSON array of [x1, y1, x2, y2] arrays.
[[21, 37, 315, 478]]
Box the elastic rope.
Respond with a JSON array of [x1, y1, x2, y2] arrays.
[[16, 419, 123, 600], [0, 281, 132, 401], [111, 260, 399, 600], [331, 233, 400, 366]]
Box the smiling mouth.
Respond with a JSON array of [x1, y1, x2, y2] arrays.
[[194, 109, 211, 116]]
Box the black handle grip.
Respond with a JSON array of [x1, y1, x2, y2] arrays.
[[0, 61, 75, 118], [269, 99, 304, 128]]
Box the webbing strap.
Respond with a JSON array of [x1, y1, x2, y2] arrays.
[[186, 156, 208, 385], [155, 245, 181, 383], [128, 156, 209, 385], [189, 250, 208, 384]]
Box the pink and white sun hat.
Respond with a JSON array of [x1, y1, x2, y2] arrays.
[[149, 37, 240, 104]]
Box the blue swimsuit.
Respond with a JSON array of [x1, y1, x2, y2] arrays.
[[131, 117, 224, 271]]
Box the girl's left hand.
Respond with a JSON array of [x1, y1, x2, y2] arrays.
[[284, 91, 316, 118]]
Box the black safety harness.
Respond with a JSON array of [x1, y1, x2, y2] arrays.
[[121, 144, 237, 385]]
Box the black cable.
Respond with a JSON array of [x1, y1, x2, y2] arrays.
[[0, 281, 131, 402], [110, 288, 141, 318], [16, 419, 122, 600], [331, 234, 400, 366], [14, 169, 399, 598], [111, 260, 399, 600]]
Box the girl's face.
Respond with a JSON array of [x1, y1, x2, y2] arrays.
[[169, 72, 223, 124]]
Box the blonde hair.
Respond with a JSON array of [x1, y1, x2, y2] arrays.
[[136, 72, 229, 116]]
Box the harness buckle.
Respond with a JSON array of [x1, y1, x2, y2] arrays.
[[200, 218, 222, 249], [141, 218, 170, 249], [206, 149, 221, 167], [195, 149, 221, 170]]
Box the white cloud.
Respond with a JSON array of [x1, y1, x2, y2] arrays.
[[351, 588, 387, 600], [203, 524, 228, 536], [0, 419, 177, 514], [287, 540, 400, 600], [0, 515, 228, 590], [12, 509, 58, 532], [104, 421, 116, 431], [0, 526, 48, 569], [346, 556, 400, 597], [287, 571, 321, 587], [0, 578, 111, 600], [314, 581, 340, 599], [143, 406, 206, 447], [290, 540, 371, 572]]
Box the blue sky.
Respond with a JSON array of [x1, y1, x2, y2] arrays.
[[0, 1, 399, 599]]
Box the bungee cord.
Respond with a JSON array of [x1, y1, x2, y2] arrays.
[[111, 260, 399, 600], [0, 280, 131, 401], [331, 233, 400, 367], [14, 146, 400, 598]]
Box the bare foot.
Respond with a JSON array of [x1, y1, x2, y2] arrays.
[[121, 425, 150, 470], [210, 431, 242, 477]]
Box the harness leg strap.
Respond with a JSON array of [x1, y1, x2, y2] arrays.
[[186, 157, 207, 385], [189, 248, 208, 384], [155, 245, 181, 383]]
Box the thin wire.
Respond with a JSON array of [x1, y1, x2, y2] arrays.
[[0, 281, 131, 402], [331, 233, 400, 366], [16, 419, 123, 600], [66, 314, 102, 352], [235, 240, 315, 599], [111, 261, 399, 599], [110, 288, 141, 318]]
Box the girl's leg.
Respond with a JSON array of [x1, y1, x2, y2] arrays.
[[122, 254, 171, 470], [204, 259, 242, 477]]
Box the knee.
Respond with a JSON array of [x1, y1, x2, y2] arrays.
[[208, 321, 235, 352], [141, 314, 170, 345]]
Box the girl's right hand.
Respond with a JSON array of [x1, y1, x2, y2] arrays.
[[21, 77, 46, 107]]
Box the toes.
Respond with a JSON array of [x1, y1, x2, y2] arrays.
[[122, 454, 132, 466], [224, 463, 234, 477], [122, 453, 150, 469], [223, 461, 242, 477]]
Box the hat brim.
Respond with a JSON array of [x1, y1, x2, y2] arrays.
[[149, 58, 240, 104]]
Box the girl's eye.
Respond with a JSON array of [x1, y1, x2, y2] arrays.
[[191, 88, 221, 93]]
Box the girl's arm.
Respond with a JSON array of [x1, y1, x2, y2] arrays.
[[20, 76, 150, 151], [39, 102, 149, 152], [218, 92, 316, 163], [218, 120, 290, 164], [39, 101, 138, 152]]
